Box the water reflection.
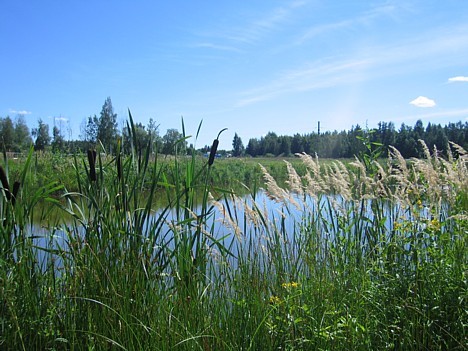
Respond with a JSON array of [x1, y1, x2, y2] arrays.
[[30, 187, 439, 272]]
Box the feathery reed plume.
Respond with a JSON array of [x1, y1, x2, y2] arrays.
[[11, 181, 20, 207], [388, 145, 412, 203], [419, 139, 432, 160], [297, 152, 327, 198], [209, 192, 242, 240], [87, 149, 97, 182], [284, 160, 303, 195], [449, 141, 467, 158], [259, 164, 285, 202], [296, 152, 320, 177], [260, 164, 301, 210], [0, 164, 11, 201], [327, 161, 352, 200], [350, 157, 370, 195]]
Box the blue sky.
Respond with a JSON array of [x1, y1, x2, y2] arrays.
[[1, 0, 468, 150]]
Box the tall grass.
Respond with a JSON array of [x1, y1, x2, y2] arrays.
[[1, 117, 466, 350]]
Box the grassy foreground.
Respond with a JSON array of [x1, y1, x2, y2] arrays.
[[1, 123, 466, 350]]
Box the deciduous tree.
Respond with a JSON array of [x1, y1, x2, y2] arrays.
[[97, 97, 118, 153], [32, 119, 50, 151], [232, 133, 244, 157]]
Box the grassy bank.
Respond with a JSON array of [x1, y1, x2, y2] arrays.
[[1, 126, 466, 350]]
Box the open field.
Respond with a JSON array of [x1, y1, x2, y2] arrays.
[[1, 134, 466, 350]]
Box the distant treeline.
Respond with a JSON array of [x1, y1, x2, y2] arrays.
[[244, 120, 468, 159]]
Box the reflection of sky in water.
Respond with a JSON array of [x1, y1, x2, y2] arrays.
[[28, 189, 443, 272]]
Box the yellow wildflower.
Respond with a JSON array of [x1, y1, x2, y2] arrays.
[[429, 219, 441, 231], [269, 295, 281, 304], [282, 282, 300, 289]]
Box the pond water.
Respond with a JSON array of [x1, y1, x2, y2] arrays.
[[26, 188, 424, 272]]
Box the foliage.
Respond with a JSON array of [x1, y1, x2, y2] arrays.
[[244, 119, 468, 159], [97, 97, 118, 153], [232, 132, 244, 156], [32, 119, 51, 151], [162, 128, 186, 155], [0, 115, 33, 152], [80, 115, 99, 148]]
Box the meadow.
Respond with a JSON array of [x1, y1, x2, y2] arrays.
[[0, 122, 466, 350]]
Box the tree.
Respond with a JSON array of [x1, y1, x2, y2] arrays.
[[52, 125, 66, 153], [14, 115, 33, 151], [264, 132, 279, 156], [246, 138, 260, 157], [278, 136, 291, 156], [122, 122, 149, 154], [81, 115, 99, 147], [32, 119, 51, 151], [147, 118, 162, 154], [162, 128, 184, 155], [232, 133, 244, 157], [0, 116, 15, 151], [291, 133, 304, 154], [97, 97, 118, 153]]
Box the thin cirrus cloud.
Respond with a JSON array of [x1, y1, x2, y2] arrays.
[[410, 96, 436, 108], [448, 76, 468, 82], [297, 1, 406, 43], [200, 0, 308, 47], [235, 21, 468, 108], [237, 58, 372, 106], [9, 109, 32, 115]]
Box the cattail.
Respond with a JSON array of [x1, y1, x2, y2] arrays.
[[208, 139, 219, 166], [116, 153, 122, 180], [208, 128, 227, 167], [0, 165, 11, 201], [11, 181, 20, 207], [87, 149, 97, 182]]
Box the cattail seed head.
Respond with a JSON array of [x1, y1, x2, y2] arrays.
[[0, 165, 11, 201], [208, 139, 219, 166], [87, 149, 97, 182], [116, 153, 122, 180], [11, 181, 20, 206]]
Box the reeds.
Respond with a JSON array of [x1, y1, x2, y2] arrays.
[[1, 130, 466, 350]]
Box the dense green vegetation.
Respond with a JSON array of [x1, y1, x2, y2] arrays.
[[0, 117, 466, 350], [244, 120, 468, 158]]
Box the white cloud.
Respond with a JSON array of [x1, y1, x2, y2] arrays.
[[410, 96, 436, 108], [9, 109, 32, 115], [448, 76, 468, 82], [55, 117, 68, 122]]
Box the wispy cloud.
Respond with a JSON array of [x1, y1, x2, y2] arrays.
[[200, 0, 309, 47], [237, 58, 371, 106], [298, 1, 410, 43], [55, 117, 68, 122], [192, 42, 242, 53], [9, 109, 32, 115], [394, 108, 468, 124], [410, 96, 436, 108], [448, 76, 468, 82], [236, 23, 468, 107]]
